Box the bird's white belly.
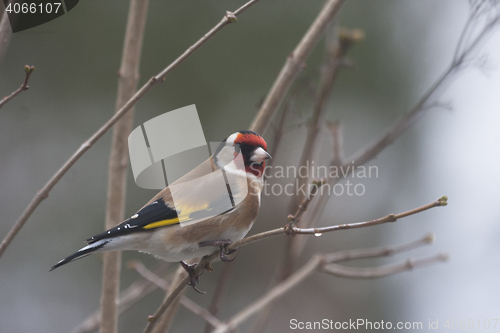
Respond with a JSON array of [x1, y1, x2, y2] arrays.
[[138, 224, 253, 262]]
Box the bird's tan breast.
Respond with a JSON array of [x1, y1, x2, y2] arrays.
[[161, 178, 262, 247]]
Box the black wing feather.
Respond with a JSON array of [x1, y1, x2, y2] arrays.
[[86, 198, 178, 244]]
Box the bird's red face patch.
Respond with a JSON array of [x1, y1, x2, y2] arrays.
[[233, 132, 268, 177]]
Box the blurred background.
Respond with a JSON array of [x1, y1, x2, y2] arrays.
[[1, 0, 499, 332]]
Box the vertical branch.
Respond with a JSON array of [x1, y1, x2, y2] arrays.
[[100, 1, 149, 333], [249, 0, 346, 135], [249, 27, 362, 333]]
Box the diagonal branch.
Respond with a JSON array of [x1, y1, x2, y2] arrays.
[[323, 233, 435, 263], [0, 0, 261, 260], [212, 235, 447, 333], [249, 0, 346, 134], [293, 196, 447, 235], [130, 261, 223, 328], [0, 65, 35, 109], [288, 1, 500, 265], [142, 196, 447, 332], [290, 26, 363, 211], [321, 254, 448, 279]]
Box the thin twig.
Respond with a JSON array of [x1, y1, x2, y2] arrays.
[[130, 261, 223, 328], [293, 196, 447, 235], [0, 0, 260, 260], [323, 233, 435, 263], [249, 0, 346, 134], [321, 254, 448, 279], [286, 1, 500, 264], [100, 1, 149, 332], [142, 196, 446, 332], [0, 65, 35, 109]]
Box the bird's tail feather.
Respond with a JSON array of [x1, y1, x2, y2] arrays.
[[50, 239, 110, 271]]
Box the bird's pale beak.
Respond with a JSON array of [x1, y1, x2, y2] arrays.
[[250, 147, 272, 162]]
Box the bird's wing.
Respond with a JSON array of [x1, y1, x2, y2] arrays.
[[87, 164, 247, 244], [86, 197, 179, 244]]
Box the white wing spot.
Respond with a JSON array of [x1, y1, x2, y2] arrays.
[[131, 214, 138, 219], [117, 227, 120, 230], [107, 231, 111, 234]]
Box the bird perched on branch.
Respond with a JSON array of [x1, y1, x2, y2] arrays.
[[51, 131, 271, 293]]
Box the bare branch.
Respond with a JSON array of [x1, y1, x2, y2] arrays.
[[0, 65, 35, 109], [0, 0, 261, 260], [249, 0, 346, 134], [321, 254, 448, 279], [213, 256, 323, 333], [213, 235, 446, 333], [249, 27, 361, 331], [130, 261, 223, 328], [291, 25, 363, 211], [142, 197, 447, 332], [150, 265, 189, 333], [100, 1, 149, 332], [348, 3, 500, 170], [327, 120, 344, 166], [293, 196, 447, 235], [323, 233, 435, 263], [287, 2, 500, 265]]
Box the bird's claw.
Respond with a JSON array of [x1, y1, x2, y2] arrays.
[[199, 239, 237, 263], [179, 261, 206, 294]]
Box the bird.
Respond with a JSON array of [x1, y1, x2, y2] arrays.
[[50, 130, 271, 293]]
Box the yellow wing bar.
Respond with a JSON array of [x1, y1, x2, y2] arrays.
[[142, 217, 180, 230]]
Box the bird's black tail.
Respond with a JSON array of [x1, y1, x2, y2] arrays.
[[50, 240, 109, 271]]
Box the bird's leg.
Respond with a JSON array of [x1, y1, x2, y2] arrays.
[[179, 261, 205, 294], [198, 239, 237, 262]]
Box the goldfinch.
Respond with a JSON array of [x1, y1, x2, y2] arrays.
[[51, 131, 271, 292]]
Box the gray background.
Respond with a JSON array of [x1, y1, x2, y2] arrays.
[[0, 0, 499, 332]]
